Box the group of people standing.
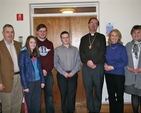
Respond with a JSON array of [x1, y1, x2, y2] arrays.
[[105, 25, 141, 113], [0, 17, 141, 113], [0, 24, 55, 113]]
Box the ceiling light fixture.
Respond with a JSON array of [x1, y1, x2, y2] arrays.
[[61, 9, 74, 14]]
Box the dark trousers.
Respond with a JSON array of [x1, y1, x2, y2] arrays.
[[43, 71, 55, 113], [105, 73, 125, 113], [24, 80, 41, 113], [82, 64, 104, 113], [57, 72, 78, 113]]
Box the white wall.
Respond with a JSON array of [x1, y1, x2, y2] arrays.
[[100, 0, 141, 45], [0, 0, 141, 103], [0, 0, 141, 44]]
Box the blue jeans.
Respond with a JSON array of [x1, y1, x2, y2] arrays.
[[43, 71, 55, 113]]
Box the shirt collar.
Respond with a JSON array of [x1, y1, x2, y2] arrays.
[[61, 44, 71, 48], [4, 39, 14, 45], [37, 37, 47, 42]]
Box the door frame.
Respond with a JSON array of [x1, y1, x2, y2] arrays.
[[29, 1, 99, 35]]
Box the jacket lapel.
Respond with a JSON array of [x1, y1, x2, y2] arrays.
[[1, 40, 13, 61]]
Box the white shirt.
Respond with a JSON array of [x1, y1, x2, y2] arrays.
[[4, 39, 20, 72]]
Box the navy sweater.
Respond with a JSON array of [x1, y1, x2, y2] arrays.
[[105, 43, 128, 75]]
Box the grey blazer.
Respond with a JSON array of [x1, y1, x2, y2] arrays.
[[125, 40, 141, 89]]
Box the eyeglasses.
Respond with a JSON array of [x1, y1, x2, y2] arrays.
[[89, 22, 98, 26], [38, 30, 47, 33]]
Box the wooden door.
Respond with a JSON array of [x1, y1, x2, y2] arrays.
[[33, 16, 94, 106]]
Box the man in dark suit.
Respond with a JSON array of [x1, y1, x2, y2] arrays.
[[0, 24, 23, 113], [79, 17, 106, 113]]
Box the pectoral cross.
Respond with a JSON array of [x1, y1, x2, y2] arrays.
[[89, 45, 92, 49]]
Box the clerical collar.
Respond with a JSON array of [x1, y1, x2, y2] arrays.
[[90, 32, 96, 36]]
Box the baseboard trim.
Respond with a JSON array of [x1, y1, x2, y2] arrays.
[[75, 103, 133, 112], [21, 103, 133, 113], [101, 104, 132, 112]]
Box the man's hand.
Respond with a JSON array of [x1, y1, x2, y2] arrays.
[[0, 83, 5, 91], [41, 83, 45, 88], [64, 73, 69, 78], [43, 69, 47, 76], [23, 89, 29, 92], [67, 72, 74, 77], [87, 60, 96, 69]]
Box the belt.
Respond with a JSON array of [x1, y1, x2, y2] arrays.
[[66, 71, 71, 73], [14, 71, 20, 75]]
